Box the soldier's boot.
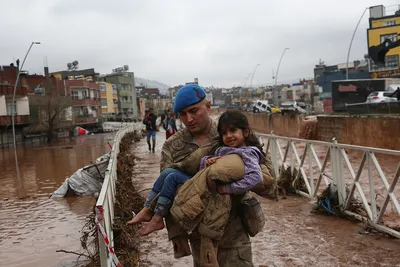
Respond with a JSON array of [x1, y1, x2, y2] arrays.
[[200, 235, 219, 267], [152, 139, 156, 153], [172, 235, 192, 258]]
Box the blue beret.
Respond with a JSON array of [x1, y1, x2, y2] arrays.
[[174, 84, 206, 113]]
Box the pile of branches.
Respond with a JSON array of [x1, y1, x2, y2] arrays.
[[71, 131, 144, 267], [278, 166, 307, 194], [80, 210, 100, 266], [112, 132, 145, 266]]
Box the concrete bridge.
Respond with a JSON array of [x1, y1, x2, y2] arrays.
[[95, 114, 400, 267]]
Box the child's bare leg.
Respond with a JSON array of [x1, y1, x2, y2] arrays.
[[126, 207, 153, 225], [138, 200, 170, 235], [138, 213, 165, 236], [127, 189, 159, 225]]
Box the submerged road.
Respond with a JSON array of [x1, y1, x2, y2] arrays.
[[0, 133, 116, 267]]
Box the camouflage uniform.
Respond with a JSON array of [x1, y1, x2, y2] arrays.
[[161, 120, 254, 267]]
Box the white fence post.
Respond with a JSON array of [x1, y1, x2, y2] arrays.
[[289, 142, 294, 177], [96, 207, 108, 267], [331, 138, 346, 207], [308, 143, 315, 196], [270, 134, 279, 199], [367, 152, 378, 221]]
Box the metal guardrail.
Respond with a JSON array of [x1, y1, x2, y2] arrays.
[[95, 125, 399, 266], [345, 101, 400, 115], [259, 133, 400, 238], [95, 123, 143, 267]]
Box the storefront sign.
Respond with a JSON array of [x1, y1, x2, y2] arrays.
[[371, 68, 400, 78]]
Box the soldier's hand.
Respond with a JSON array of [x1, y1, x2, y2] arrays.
[[217, 184, 228, 195]]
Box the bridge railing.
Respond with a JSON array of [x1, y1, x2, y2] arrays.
[[95, 125, 399, 266], [258, 133, 400, 238], [95, 123, 143, 267]]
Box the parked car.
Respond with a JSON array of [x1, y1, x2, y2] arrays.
[[253, 100, 281, 113], [280, 100, 306, 115], [366, 91, 397, 103], [269, 104, 281, 113]]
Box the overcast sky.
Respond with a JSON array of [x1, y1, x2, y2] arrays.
[[1, 0, 399, 87]]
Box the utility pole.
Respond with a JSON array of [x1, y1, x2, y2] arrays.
[[274, 48, 290, 105]]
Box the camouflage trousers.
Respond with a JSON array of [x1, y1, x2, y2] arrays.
[[189, 206, 254, 267]]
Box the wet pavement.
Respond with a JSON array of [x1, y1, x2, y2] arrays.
[[0, 133, 116, 267], [132, 130, 400, 267]]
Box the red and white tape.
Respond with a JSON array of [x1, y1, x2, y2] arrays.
[[95, 206, 123, 267]]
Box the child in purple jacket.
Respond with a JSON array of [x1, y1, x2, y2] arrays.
[[128, 110, 264, 236], [200, 110, 265, 195]]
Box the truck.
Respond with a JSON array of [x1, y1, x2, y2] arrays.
[[331, 78, 400, 112]]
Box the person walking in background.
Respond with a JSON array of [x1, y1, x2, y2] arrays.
[[161, 110, 168, 126], [143, 108, 157, 153], [163, 112, 178, 140]]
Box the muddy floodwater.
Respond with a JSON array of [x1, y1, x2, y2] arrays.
[[0, 133, 116, 267]]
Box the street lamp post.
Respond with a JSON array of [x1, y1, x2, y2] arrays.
[[243, 72, 252, 88], [346, 7, 369, 79], [274, 47, 290, 104], [11, 41, 40, 181], [241, 72, 252, 107], [249, 64, 261, 89]]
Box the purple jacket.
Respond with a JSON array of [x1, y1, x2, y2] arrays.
[[200, 146, 264, 195]]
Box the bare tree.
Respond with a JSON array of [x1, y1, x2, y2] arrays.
[[28, 94, 72, 142]]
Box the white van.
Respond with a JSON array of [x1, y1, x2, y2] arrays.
[[252, 100, 279, 113]]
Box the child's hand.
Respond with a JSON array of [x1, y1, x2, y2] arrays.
[[206, 156, 221, 167], [217, 184, 229, 195]]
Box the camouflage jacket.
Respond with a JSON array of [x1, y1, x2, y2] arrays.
[[160, 120, 220, 176]]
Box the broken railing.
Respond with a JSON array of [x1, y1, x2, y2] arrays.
[[259, 133, 400, 238]]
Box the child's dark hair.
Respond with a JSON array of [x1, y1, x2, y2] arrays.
[[217, 110, 266, 159]]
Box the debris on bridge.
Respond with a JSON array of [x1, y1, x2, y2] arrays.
[[278, 166, 307, 194], [113, 132, 145, 266], [77, 132, 144, 267], [314, 183, 370, 219]]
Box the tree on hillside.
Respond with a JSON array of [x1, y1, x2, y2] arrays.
[[28, 94, 72, 142]]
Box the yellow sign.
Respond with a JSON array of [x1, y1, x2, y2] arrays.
[[371, 68, 400, 78]]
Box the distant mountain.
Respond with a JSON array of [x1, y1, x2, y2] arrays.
[[135, 77, 170, 94]]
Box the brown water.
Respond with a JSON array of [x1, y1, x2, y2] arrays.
[[132, 130, 400, 267], [0, 133, 116, 267]]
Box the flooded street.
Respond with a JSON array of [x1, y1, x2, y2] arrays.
[[132, 131, 400, 267], [0, 133, 116, 267], [2, 119, 399, 267]]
